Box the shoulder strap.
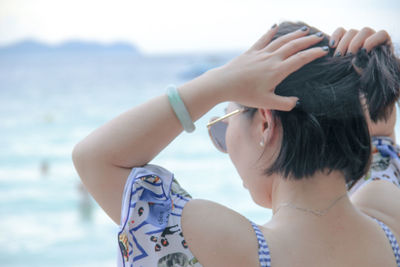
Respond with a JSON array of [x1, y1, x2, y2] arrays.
[[373, 218, 400, 267], [249, 220, 272, 267]]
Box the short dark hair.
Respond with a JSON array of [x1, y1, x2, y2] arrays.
[[243, 21, 400, 186], [357, 43, 400, 122]]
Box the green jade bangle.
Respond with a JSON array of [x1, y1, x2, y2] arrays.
[[166, 84, 196, 133]]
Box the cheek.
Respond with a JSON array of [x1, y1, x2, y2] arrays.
[[226, 119, 258, 188], [225, 121, 240, 159], [226, 123, 245, 173], [226, 120, 249, 176], [226, 119, 275, 209]]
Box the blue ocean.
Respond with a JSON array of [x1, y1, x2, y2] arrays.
[[0, 47, 274, 266]]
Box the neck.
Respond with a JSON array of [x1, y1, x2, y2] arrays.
[[270, 170, 352, 220]]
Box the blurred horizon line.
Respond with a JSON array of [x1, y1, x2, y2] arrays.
[[0, 38, 247, 56]]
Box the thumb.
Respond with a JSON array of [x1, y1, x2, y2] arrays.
[[268, 95, 299, 111]]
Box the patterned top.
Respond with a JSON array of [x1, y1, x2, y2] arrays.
[[348, 136, 400, 195], [117, 163, 400, 267], [117, 164, 199, 267]]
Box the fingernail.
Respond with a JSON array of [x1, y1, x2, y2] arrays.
[[335, 52, 342, 57], [347, 52, 353, 56], [300, 26, 308, 31], [271, 23, 277, 29], [360, 47, 367, 53], [330, 40, 335, 47], [322, 46, 329, 52], [315, 32, 323, 37]]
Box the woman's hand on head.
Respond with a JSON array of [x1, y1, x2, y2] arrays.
[[329, 27, 392, 57], [212, 25, 328, 111], [329, 27, 392, 75], [329, 26, 396, 140]]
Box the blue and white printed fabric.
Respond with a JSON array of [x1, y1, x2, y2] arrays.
[[117, 164, 201, 267], [348, 136, 400, 195]]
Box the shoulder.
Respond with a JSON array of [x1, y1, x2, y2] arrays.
[[351, 137, 400, 236], [181, 199, 260, 267], [350, 179, 400, 237]]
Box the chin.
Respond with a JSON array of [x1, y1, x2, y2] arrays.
[[248, 190, 271, 209]]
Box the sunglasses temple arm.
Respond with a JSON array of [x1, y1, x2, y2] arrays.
[[207, 109, 243, 128]]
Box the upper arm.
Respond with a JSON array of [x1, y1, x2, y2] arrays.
[[181, 199, 260, 267], [72, 144, 131, 225], [350, 179, 400, 235]]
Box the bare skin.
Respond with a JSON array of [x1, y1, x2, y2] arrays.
[[72, 26, 400, 266]]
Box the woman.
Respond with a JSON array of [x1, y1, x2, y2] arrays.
[[328, 27, 400, 230], [72, 22, 400, 266]]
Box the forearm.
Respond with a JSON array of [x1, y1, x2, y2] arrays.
[[74, 68, 225, 168], [73, 27, 326, 168]]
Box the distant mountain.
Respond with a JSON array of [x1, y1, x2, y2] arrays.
[[0, 39, 140, 54]]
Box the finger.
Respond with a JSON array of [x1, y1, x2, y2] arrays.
[[274, 32, 325, 60], [263, 25, 310, 53], [281, 46, 329, 76], [334, 29, 358, 56], [267, 95, 299, 111], [329, 27, 346, 48], [347, 27, 375, 54], [249, 24, 279, 51], [363, 30, 391, 52]]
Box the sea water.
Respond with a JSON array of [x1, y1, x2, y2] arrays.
[[0, 50, 273, 266]]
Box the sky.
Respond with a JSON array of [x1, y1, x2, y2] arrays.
[[0, 0, 399, 54]]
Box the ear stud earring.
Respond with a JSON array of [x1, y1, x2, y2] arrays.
[[260, 139, 265, 147]]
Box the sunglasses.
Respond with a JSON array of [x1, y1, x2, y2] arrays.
[[207, 107, 249, 153]]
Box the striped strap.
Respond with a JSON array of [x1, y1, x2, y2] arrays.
[[373, 218, 400, 266], [249, 221, 272, 267]]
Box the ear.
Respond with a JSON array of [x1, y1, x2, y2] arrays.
[[258, 108, 275, 145]]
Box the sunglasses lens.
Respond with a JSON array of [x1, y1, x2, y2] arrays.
[[209, 120, 228, 152]]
